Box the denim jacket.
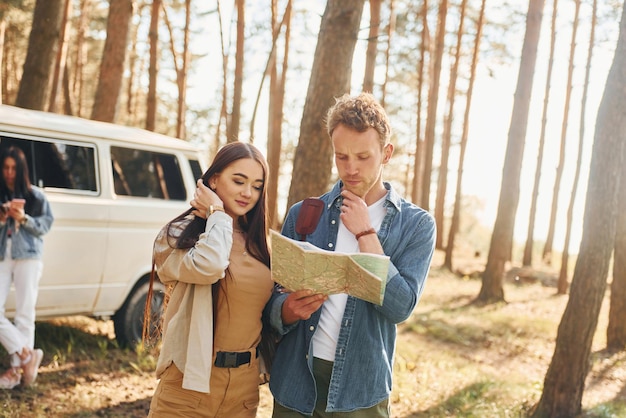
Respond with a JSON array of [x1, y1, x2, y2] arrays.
[[268, 181, 436, 415], [0, 186, 53, 261]]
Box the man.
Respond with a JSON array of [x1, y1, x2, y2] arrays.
[[267, 92, 436, 417]]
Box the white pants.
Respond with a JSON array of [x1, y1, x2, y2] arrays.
[[0, 239, 43, 367]]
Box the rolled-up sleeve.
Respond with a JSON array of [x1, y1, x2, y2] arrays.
[[155, 212, 233, 285]]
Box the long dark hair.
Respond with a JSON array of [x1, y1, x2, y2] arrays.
[[167, 141, 270, 267], [142, 142, 271, 347], [0, 146, 35, 213]]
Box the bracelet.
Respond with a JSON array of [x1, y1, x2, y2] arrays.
[[355, 228, 376, 240], [206, 205, 225, 217]]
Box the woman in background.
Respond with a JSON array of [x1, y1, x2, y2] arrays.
[[147, 142, 273, 417], [0, 146, 53, 389]]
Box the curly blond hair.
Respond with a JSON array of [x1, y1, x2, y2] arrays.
[[326, 92, 392, 148]]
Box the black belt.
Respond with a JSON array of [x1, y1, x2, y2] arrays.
[[214, 347, 258, 368]]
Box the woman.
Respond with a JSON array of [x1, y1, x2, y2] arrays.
[[0, 146, 53, 389], [147, 142, 274, 417]]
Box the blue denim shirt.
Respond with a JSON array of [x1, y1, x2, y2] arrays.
[[0, 186, 53, 261], [268, 181, 436, 415]]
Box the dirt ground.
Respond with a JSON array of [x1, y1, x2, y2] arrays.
[[2, 252, 625, 417]]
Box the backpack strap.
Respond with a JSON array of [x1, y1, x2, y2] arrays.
[[295, 197, 324, 241]]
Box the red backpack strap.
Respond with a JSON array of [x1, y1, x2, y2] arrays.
[[295, 197, 324, 241]]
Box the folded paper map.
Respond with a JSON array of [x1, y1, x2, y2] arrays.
[[270, 230, 390, 305]]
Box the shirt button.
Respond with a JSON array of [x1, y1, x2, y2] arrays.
[[328, 243, 333, 248], [309, 326, 315, 331], [331, 219, 336, 224]]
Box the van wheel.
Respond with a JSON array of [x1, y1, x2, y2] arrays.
[[113, 279, 165, 348]]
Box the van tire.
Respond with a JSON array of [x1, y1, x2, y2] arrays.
[[113, 279, 165, 348]]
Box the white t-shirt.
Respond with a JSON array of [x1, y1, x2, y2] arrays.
[[311, 195, 387, 361]]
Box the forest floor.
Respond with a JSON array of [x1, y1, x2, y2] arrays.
[[1, 249, 625, 417]]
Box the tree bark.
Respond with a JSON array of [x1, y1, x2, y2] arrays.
[[542, 0, 581, 265], [523, 0, 558, 267], [420, 0, 447, 211], [411, 0, 429, 206], [558, 0, 596, 294], [146, 0, 161, 131], [435, 0, 467, 250], [91, 0, 133, 123], [445, 0, 486, 271], [532, 3, 626, 415], [15, 0, 64, 111], [478, 0, 546, 304], [227, 0, 245, 143], [285, 0, 366, 210], [362, 0, 380, 93]]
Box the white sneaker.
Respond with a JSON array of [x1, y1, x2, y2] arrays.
[[22, 348, 43, 386], [0, 367, 21, 389]]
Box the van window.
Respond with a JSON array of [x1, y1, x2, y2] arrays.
[[111, 146, 186, 200], [0, 136, 98, 192]]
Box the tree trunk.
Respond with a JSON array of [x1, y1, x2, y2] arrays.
[[445, 0, 486, 271], [267, 0, 292, 229], [161, 0, 191, 139], [15, 0, 64, 111], [558, 0, 596, 295], [542, 0, 581, 265], [478, 0, 545, 304], [227, 0, 245, 143], [146, 0, 161, 131], [380, 0, 394, 108], [420, 0, 447, 211], [435, 0, 467, 250], [47, 0, 71, 113], [362, 0, 380, 93], [285, 0, 366, 210], [411, 0, 429, 206], [91, 0, 133, 123], [532, 4, 626, 416], [523, 0, 558, 267], [608, 158, 626, 350], [215, 0, 228, 153]]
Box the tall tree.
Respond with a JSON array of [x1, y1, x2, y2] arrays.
[[478, 0, 546, 303], [15, 0, 64, 110], [146, 0, 161, 131], [557, 0, 596, 294], [47, 0, 71, 113], [420, 0, 448, 211], [286, 0, 366, 209], [362, 0, 380, 93], [380, 0, 394, 107], [542, 0, 581, 264], [445, 0, 486, 271], [162, 0, 191, 139], [608, 152, 626, 350], [266, 0, 292, 229], [215, 0, 229, 152], [91, 0, 133, 123], [532, 4, 626, 415], [227, 0, 245, 143], [411, 0, 429, 206], [435, 0, 467, 250], [522, 0, 558, 267]]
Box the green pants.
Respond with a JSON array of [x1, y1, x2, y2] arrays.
[[272, 357, 390, 417]]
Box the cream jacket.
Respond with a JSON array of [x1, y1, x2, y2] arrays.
[[153, 211, 233, 393]]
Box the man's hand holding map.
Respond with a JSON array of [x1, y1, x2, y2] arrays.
[[270, 230, 390, 305]]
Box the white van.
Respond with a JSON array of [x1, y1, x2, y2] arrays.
[[0, 105, 206, 347]]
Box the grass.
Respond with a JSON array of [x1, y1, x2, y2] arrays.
[[0, 253, 625, 417]]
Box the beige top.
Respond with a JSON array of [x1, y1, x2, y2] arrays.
[[214, 232, 273, 354], [153, 211, 273, 393]]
